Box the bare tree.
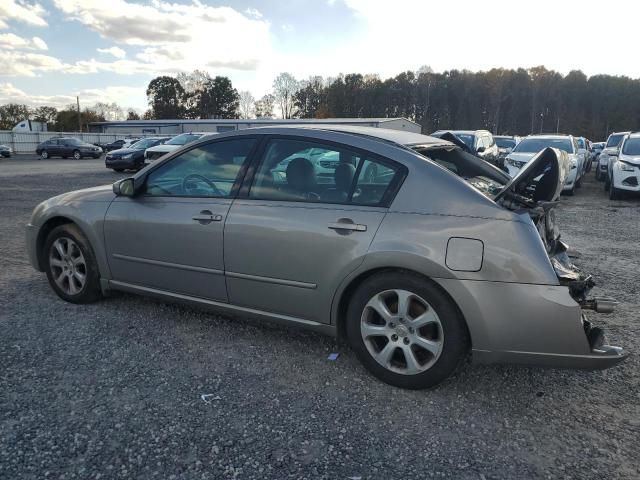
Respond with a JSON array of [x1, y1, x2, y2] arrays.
[[254, 94, 275, 118], [272, 72, 299, 118], [92, 102, 124, 121], [238, 91, 255, 119]]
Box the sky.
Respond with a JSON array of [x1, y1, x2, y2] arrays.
[[1, 0, 639, 114]]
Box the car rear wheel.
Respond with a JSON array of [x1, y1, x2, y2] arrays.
[[73, 150, 81, 160], [346, 272, 469, 389], [44, 224, 102, 304], [113, 168, 124, 172], [40, 150, 49, 159], [595, 169, 600, 181]]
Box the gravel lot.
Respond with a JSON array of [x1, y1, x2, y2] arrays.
[[1, 155, 638, 479]]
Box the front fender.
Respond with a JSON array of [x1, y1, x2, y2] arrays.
[[29, 192, 114, 279]]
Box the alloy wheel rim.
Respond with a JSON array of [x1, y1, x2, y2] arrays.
[[360, 289, 444, 375], [49, 237, 87, 295], [73, 151, 81, 159]]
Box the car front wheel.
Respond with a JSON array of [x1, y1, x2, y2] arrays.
[[346, 272, 469, 389], [73, 150, 81, 160], [40, 150, 49, 159], [44, 224, 102, 304]]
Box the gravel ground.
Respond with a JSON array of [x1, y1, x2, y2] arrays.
[[1, 156, 638, 479]]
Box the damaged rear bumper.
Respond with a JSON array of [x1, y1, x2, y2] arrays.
[[434, 278, 627, 371]]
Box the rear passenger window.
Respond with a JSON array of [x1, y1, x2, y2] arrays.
[[249, 138, 402, 206]]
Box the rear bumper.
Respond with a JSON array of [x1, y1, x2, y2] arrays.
[[435, 278, 627, 370]]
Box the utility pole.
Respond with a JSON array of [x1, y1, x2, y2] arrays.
[[556, 115, 560, 134], [76, 96, 81, 132]]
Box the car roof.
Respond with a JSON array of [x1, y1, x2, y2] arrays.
[[626, 132, 640, 139], [433, 129, 491, 136], [526, 134, 573, 139], [239, 125, 451, 148]]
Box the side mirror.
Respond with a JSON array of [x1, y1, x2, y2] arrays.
[[477, 146, 486, 153], [113, 177, 135, 197]]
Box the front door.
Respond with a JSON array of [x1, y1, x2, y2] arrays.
[[104, 137, 257, 301], [224, 136, 404, 323]]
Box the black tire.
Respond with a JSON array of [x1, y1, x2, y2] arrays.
[[345, 271, 469, 389], [609, 182, 621, 200], [40, 150, 49, 159], [43, 224, 102, 304], [565, 185, 575, 196], [575, 175, 582, 188], [604, 177, 610, 192], [595, 169, 600, 181], [113, 168, 125, 173], [72, 150, 81, 160]]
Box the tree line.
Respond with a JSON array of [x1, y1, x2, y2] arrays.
[[0, 102, 140, 131], [3, 66, 640, 139]]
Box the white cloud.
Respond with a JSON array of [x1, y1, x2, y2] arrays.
[[244, 7, 262, 19], [1, 51, 63, 76], [0, 82, 147, 110], [53, 0, 272, 74], [0, 32, 47, 50], [0, 0, 47, 27], [97, 46, 126, 59]]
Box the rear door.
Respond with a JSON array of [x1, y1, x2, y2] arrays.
[[104, 137, 257, 301], [223, 135, 406, 323]]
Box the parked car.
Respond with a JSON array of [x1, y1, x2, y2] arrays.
[[36, 137, 103, 159], [105, 137, 171, 172], [0, 144, 12, 157], [102, 139, 127, 152], [505, 134, 582, 194], [494, 135, 520, 157], [26, 126, 625, 389], [591, 142, 605, 164], [598, 132, 629, 182], [606, 133, 640, 199], [145, 132, 214, 161], [431, 130, 500, 166], [575, 137, 591, 174]]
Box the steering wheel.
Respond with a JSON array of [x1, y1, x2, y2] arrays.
[[182, 174, 223, 196]]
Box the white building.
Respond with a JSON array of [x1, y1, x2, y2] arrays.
[[88, 118, 421, 135]]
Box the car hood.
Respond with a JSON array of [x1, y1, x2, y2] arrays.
[[619, 154, 640, 165], [109, 147, 141, 155], [505, 151, 537, 163], [496, 147, 568, 204], [146, 144, 179, 153]]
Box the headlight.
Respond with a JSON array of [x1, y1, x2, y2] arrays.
[[123, 154, 133, 160], [618, 162, 635, 172], [570, 158, 578, 169]]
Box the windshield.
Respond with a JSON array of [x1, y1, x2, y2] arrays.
[[606, 133, 625, 148], [130, 138, 159, 150], [166, 133, 202, 146], [453, 133, 475, 149], [621, 138, 640, 156], [513, 137, 573, 154], [495, 138, 516, 149]]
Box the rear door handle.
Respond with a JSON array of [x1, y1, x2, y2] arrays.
[[328, 222, 367, 232], [192, 210, 223, 224]]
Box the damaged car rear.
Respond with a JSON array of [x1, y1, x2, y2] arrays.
[[25, 126, 625, 390]]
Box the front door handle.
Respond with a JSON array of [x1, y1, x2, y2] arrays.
[[328, 221, 367, 232], [192, 210, 223, 224]]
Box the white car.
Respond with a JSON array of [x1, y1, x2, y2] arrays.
[[145, 132, 215, 161], [575, 137, 590, 174], [606, 133, 640, 199], [504, 135, 582, 194], [598, 131, 629, 182]]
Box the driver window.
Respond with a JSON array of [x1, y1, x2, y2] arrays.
[[144, 138, 255, 197]]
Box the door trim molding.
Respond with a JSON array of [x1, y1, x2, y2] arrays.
[[226, 271, 317, 289], [107, 280, 334, 334], [111, 253, 224, 275]]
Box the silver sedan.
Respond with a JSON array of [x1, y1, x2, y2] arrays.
[[25, 126, 626, 389]]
